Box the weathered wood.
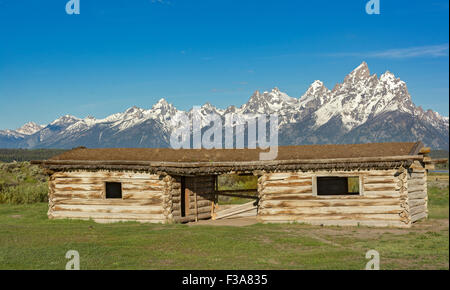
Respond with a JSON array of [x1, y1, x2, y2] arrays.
[[259, 205, 403, 215], [362, 190, 400, 197], [53, 171, 161, 180], [408, 199, 426, 208], [419, 147, 431, 154], [54, 204, 165, 215], [409, 204, 427, 216], [411, 212, 427, 223], [258, 213, 402, 221], [261, 199, 401, 208], [364, 184, 399, 191], [54, 198, 163, 206], [262, 186, 313, 195], [408, 191, 427, 200], [50, 211, 166, 220]]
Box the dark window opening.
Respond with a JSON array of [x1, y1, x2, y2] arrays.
[[317, 176, 359, 196], [105, 182, 122, 199]]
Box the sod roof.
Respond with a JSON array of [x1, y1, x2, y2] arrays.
[[49, 142, 422, 163]]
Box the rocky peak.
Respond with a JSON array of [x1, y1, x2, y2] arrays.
[[343, 61, 371, 85], [15, 122, 43, 135]]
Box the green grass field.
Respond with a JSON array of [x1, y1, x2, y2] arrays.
[[0, 183, 448, 270]]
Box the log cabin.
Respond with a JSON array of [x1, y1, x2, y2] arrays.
[[33, 141, 443, 228]]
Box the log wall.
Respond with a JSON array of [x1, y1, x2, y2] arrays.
[[257, 169, 414, 227], [48, 170, 171, 223], [407, 161, 428, 223], [171, 176, 215, 223]]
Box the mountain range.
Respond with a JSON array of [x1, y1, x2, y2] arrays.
[[1, 62, 448, 149]]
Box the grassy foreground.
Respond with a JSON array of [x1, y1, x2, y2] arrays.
[[0, 178, 448, 270]]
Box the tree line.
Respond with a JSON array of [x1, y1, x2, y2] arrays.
[[0, 149, 67, 162]]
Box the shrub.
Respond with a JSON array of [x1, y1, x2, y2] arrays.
[[0, 182, 48, 204]]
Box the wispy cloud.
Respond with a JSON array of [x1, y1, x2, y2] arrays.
[[150, 0, 172, 5], [328, 44, 449, 59]]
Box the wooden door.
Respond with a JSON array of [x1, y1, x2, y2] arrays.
[[184, 188, 191, 216]]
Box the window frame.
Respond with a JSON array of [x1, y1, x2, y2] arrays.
[[312, 174, 364, 197]]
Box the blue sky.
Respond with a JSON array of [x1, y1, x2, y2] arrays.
[[0, 0, 448, 130]]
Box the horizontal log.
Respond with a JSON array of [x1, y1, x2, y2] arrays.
[[265, 173, 313, 181], [53, 171, 161, 180], [364, 184, 398, 191], [264, 180, 312, 187], [53, 204, 165, 215], [408, 199, 426, 208], [364, 177, 397, 184], [408, 191, 427, 200], [49, 211, 166, 220], [258, 213, 403, 221], [54, 177, 164, 186], [82, 218, 166, 224], [408, 180, 425, 187], [410, 204, 427, 216], [259, 205, 403, 215], [411, 212, 427, 223], [53, 191, 103, 199], [366, 170, 397, 177], [262, 186, 312, 195], [262, 193, 401, 200], [363, 190, 400, 197], [122, 191, 165, 200], [407, 185, 426, 193], [53, 197, 163, 206], [261, 199, 401, 208], [54, 184, 104, 191], [409, 172, 425, 179]]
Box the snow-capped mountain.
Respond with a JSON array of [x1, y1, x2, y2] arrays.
[[1, 62, 448, 149]]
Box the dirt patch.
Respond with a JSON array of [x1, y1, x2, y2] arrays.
[[188, 217, 259, 227]]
